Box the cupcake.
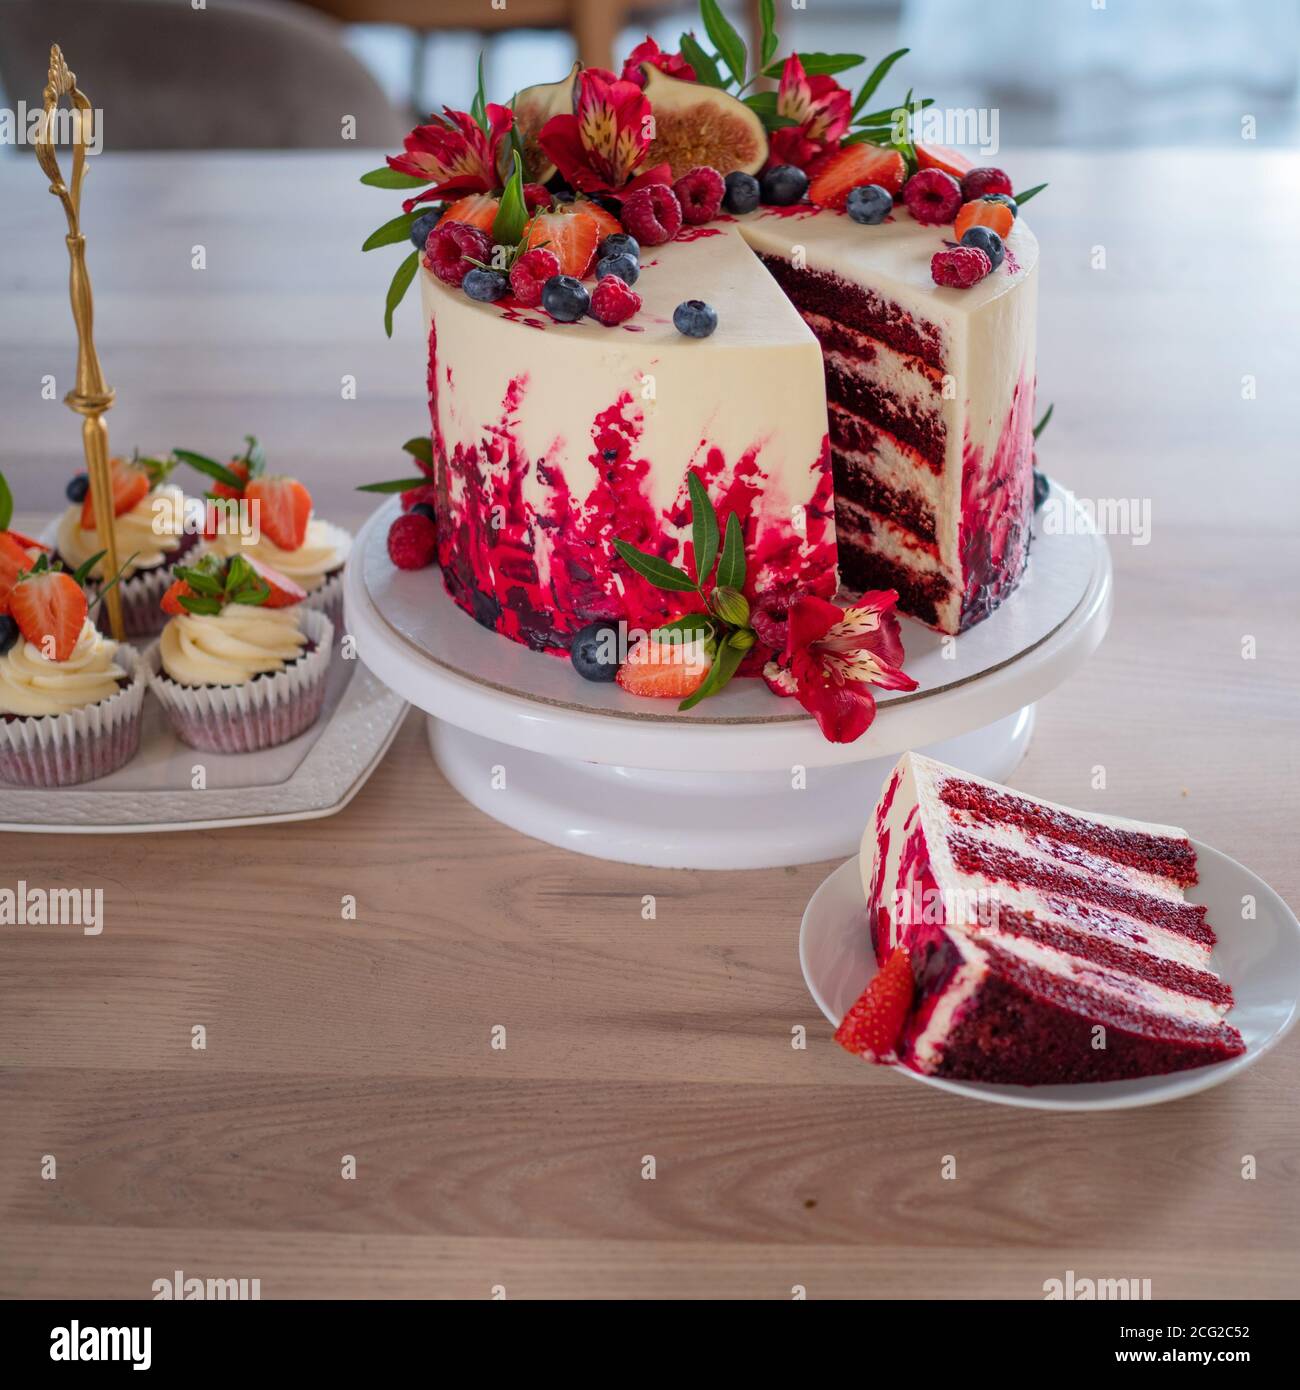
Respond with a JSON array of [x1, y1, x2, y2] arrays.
[[176, 436, 352, 632], [52, 452, 198, 638], [147, 552, 333, 754], [0, 557, 145, 786]]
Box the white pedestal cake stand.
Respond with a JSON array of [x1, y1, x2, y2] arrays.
[[344, 483, 1111, 869]]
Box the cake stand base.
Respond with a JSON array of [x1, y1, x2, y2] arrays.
[[429, 703, 1035, 870]]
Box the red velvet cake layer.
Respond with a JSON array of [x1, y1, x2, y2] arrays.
[[835, 528, 951, 628], [824, 363, 946, 470], [830, 450, 938, 543]]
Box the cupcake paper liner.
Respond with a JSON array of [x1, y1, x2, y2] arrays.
[[302, 566, 344, 635], [0, 649, 147, 787], [146, 608, 334, 754]]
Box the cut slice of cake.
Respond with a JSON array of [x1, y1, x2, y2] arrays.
[[851, 752, 1244, 1084]]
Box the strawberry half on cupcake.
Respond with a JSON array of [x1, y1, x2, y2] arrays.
[[0, 550, 146, 787], [175, 437, 352, 630], [146, 552, 334, 754], [52, 452, 197, 637]]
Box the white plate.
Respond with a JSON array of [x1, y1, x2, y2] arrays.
[[799, 846, 1300, 1111], [0, 653, 407, 833]]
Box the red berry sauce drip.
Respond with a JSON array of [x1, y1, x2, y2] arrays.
[[867, 767, 902, 963]]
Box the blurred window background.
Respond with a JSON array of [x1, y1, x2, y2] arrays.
[[0, 0, 1297, 151]]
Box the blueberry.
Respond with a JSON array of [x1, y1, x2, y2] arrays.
[[723, 170, 761, 214], [541, 274, 590, 322], [569, 620, 621, 682], [982, 192, 1018, 218], [1033, 468, 1050, 511], [409, 208, 443, 250], [960, 225, 1005, 270], [673, 299, 718, 338], [410, 502, 437, 523], [846, 183, 893, 225], [65, 473, 90, 503], [463, 268, 508, 302], [596, 253, 639, 285], [599, 232, 640, 263], [759, 163, 808, 207], [0, 614, 17, 655]]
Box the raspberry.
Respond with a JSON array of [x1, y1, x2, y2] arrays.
[[425, 221, 492, 286], [620, 183, 682, 246], [387, 511, 438, 569], [673, 165, 725, 225], [961, 166, 1013, 201], [588, 275, 641, 326], [508, 247, 561, 307], [522, 182, 552, 213], [931, 245, 992, 289], [400, 482, 438, 512], [903, 168, 963, 226]]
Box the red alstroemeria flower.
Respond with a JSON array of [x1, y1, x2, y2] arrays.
[[621, 35, 697, 87], [764, 590, 917, 744], [539, 68, 669, 194], [768, 53, 853, 171], [389, 103, 513, 209]]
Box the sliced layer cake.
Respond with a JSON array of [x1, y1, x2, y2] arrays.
[[846, 752, 1244, 1084]]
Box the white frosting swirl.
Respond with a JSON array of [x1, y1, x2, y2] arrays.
[[0, 619, 129, 716], [159, 605, 308, 687], [203, 518, 351, 592], [57, 483, 188, 579]]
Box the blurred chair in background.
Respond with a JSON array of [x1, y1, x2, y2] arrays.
[[0, 0, 406, 149]]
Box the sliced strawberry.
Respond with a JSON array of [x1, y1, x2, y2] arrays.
[[245, 556, 307, 608], [10, 570, 88, 662], [525, 209, 600, 278], [572, 198, 623, 240], [441, 193, 500, 232], [915, 142, 974, 179], [80, 456, 150, 529], [161, 577, 195, 616], [615, 633, 711, 699], [834, 945, 914, 1063], [808, 145, 907, 211], [246, 476, 312, 551], [211, 458, 250, 501], [0, 532, 35, 615], [954, 197, 1015, 242]]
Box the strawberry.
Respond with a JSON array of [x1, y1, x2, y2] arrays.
[[808, 145, 907, 210], [246, 476, 312, 551], [211, 458, 250, 501], [525, 209, 600, 278], [954, 197, 1015, 243], [10, 570, 88, 662], [440, 193, 500, 232], [615, 634, 711, 699], [572, 197, 624, 240], [915, 142, 974, 179], [834, 946, 914, 1063], [245, 556, 307, 608], [80, 456, 150, 530], [161, 577, 195, 616], [0, 532, 34, 615]]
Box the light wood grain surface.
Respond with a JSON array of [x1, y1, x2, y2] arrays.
[[0, 151, 1297, 1300]]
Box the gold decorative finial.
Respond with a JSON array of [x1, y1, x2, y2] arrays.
[[36, 43, 124, 638]]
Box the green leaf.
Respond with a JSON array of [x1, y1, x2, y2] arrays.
[[852, 47, 909, 116], [178, 593, 223, 616], [1033, 403, 1054, 440], [356, 477, 431, 494], [763, 52, 864, 79], [715, 512, 746, 591], [71, 550, 105, 587], [656, 614, 714, 640], [700, 0, 747, 87], [678, 32, 725, 88], [384, 250, 420, 339], [360, 166, 429, 190], [759, 0, 779, 67], [613, 540, 698, 593], [854, 95, 934, 127], [686, 470, 719, 586], [241, 436, 266, 474], [229, 580, 270, 606], [0, 470, 11, 532], [172, 448, 244, 491], [492, 149, 529, 247], [363, 210, 416, 252], [677, 636, 746, 711], [1012, 182, 1048, 207], [403, 436, 434, 467], [470, 52, 488, 133]]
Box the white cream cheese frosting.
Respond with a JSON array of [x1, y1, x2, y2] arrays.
[[202, 518, 352, 592], [0, 618, 129, 716], [56, 483, 189, 579], [158, 605, 308, 687]]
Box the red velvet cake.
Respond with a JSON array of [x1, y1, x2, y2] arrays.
[[853, 753, 1244, 1084]]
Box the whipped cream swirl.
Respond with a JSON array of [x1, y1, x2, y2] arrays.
[[0, 619, 129, 716], [159, 605, 308, 687], [204, 518, 351, 592], [57, 483, 189, 579]]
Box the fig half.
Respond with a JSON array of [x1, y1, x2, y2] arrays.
[[641, 66, 768, 181], [507, 61, 581, 184]]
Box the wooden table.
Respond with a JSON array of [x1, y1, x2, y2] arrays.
[[1, 152, 1297, 1300]]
